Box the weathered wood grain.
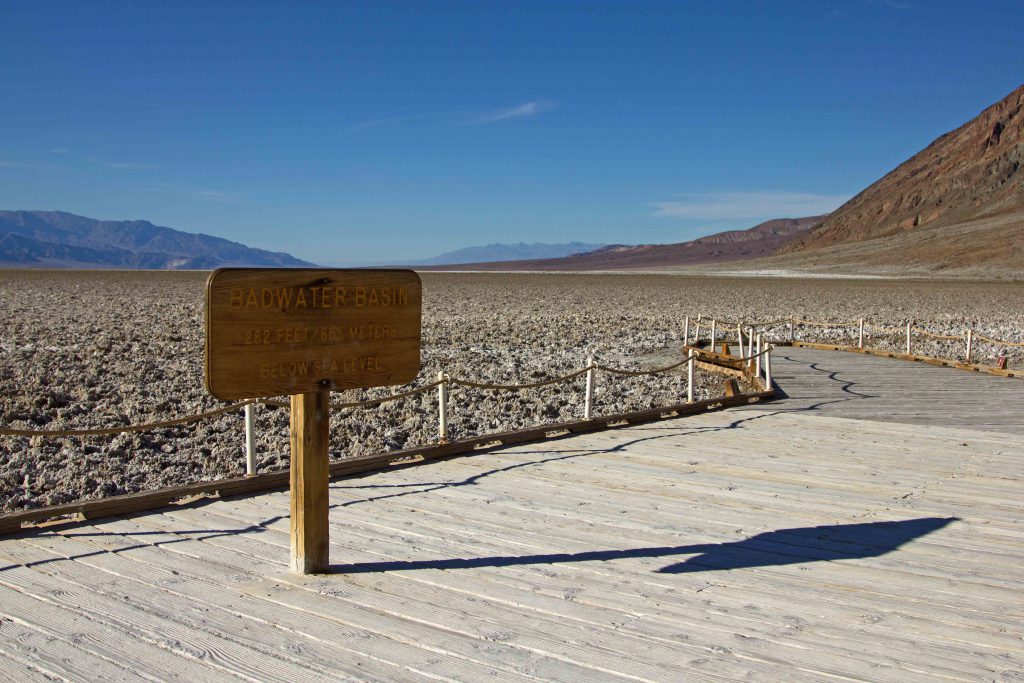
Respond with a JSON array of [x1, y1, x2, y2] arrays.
[[290, 391, 330, 574], [745, 345, 1024, 433], [1, 348, 1021, 681], [205, 268, 422, 399]]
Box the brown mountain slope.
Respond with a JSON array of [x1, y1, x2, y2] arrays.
[[782, 84, 1024, 255], [418, 216, 822, 271]]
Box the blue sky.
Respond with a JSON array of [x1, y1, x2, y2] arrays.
[[2, 1, 1022, 263]]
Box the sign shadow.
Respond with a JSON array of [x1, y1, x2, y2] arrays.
[[326, 516, 959, 575]]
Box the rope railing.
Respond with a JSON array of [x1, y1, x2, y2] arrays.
[[974, 334, 1024, 348], [683, 312, 1020, 378], [791, 318, 860, 327], [869, 326, 908, 335], [594, 357, 688, 377], [447, 367, 591, 391], [0, 399, 257, 438], [260, 381, 444, 410], [685, 313, 1023, 349], [3, 343, 752, 478], [731, 345, 775, 363], [910, 326, 964, 341]]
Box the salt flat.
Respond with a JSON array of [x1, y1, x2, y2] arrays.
[[3, 270, 1023, 515], [0, 348, 1021, 682]]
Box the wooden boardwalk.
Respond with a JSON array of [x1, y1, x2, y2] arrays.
[[0, 352, 1022, 681], [757, 345, 1024, 434]]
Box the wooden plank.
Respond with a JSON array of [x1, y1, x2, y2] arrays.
[[0, 648, 64, 683], [290, 391, 330, 574], [185, 491, 1022, 674], [1, 398, 1019, 681], [753, 346, 1024, 433], [36, 519, 630, 683], [128, 506, 827, 682], [199, 486, 1016, 680], [0, 575, 240, 682], [0, 613, 152, 682], [0, 532, 489, 683]]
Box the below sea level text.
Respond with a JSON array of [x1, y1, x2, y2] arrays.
[[259, 356, 381, 379]]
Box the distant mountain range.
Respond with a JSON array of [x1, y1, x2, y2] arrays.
[[7, 85, 1019, 276], [420, 84, 1023, 277], [416, 216, 823, 271], [0, 211, 314, 269], [404, 241, 606, 266]]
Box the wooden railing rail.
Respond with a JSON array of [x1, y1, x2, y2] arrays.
[[0, 347, 776, 536]]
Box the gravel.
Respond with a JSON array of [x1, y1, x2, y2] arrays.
[[1, 270, 1021, 513]]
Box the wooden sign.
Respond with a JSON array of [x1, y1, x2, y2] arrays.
[[205, 268, 422, 574], [205, 268, 422, 400]]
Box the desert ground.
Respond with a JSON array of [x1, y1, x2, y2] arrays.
[[1, 270, 1022, 514]]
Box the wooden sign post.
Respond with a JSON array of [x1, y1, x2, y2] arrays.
[[205, 269, 422, 574]]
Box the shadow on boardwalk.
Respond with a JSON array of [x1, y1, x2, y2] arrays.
[[326, 517, 958, 575]]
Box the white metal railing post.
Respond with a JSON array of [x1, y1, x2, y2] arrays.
[[437, 371, 448, 442], [687, 348, 695, 403], [765, 345, 773, 390], [584, 355, 596, 420], [906, 321, 912, 355], [858, 318, 864, 348], [244, 403, 256, 476], [755, 333, 762, 378], [789, 318, 795, 342], [966, 329, 973, 363], [683, 316, 690, 347], [736, 323, 742, 356], [711, 319, 717, 350]]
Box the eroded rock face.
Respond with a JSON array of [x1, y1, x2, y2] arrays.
[[783, 84, 1024, 254], [1, 270, 1022, 513]]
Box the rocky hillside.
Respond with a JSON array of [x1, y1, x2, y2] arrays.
[[419, 216, 822, 271], [0, 210, 314, 269], [782, 84, 1023, 255]]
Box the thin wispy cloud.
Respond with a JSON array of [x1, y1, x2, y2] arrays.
[[651, 192, 850, 220], [472, 101, 554, 124], [346, 100, 555, 133], [104, 161, 160, 170], [50, 147, 71, 154]]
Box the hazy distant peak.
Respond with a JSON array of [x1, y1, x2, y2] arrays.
[[409, 241, 607, 266], [414, 216, 824, 271]]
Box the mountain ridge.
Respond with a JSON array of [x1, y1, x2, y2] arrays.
[[414, 216, 823, 271], [781, 84, 1023, 256], [0, 210, 314, 269], [406, 241, 606, 266]]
